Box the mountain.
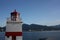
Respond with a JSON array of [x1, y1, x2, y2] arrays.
[[0, 24, 60, 32], [22, 24, 60, 31], [53, 24, 60, 28]]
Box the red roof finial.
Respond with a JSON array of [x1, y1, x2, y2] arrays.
[[14, 9, 16, 12]]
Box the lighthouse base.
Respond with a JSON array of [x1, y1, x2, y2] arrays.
[[5, 36, 22, 40]]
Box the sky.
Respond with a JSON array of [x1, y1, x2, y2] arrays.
[[0, 0, 60, 27]]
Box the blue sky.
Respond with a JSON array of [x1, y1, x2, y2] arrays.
[[0, 0, 60, 27]]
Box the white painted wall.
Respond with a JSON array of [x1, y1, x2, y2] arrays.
[[6, 23, 22, 32], [5, 36, 12, 40], [16, 36, 22, 40]]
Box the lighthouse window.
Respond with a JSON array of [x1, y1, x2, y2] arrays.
[[11, 14, 17, 21]]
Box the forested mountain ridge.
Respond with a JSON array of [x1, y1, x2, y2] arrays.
[[0, 24, 60, 32]]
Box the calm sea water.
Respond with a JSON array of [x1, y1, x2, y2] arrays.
[[0, 32, 5, 40], [23, 31, 60, 40], [0, 31, 60, 40]]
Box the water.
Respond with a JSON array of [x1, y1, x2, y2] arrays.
[[23, 31, 60, 40], [0, 32, 5, 40], [0, 31, 60, 40]]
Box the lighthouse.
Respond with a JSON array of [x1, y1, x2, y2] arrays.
[[5, 10, 22, 40]]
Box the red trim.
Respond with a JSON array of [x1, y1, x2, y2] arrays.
[[5, 32, 22, 36]]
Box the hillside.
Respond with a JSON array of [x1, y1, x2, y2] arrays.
[[0, 24, 60, 32]]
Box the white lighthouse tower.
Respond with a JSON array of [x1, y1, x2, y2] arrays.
[[5, 10, 22, 40]]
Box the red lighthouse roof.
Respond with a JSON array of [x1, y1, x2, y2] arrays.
[[11, 9, 20, 21], [11, 9, 19, 14], [11, 9, 20, 16]]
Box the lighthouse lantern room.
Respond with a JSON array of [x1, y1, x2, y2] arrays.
[[5, 10, 22, 40]]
